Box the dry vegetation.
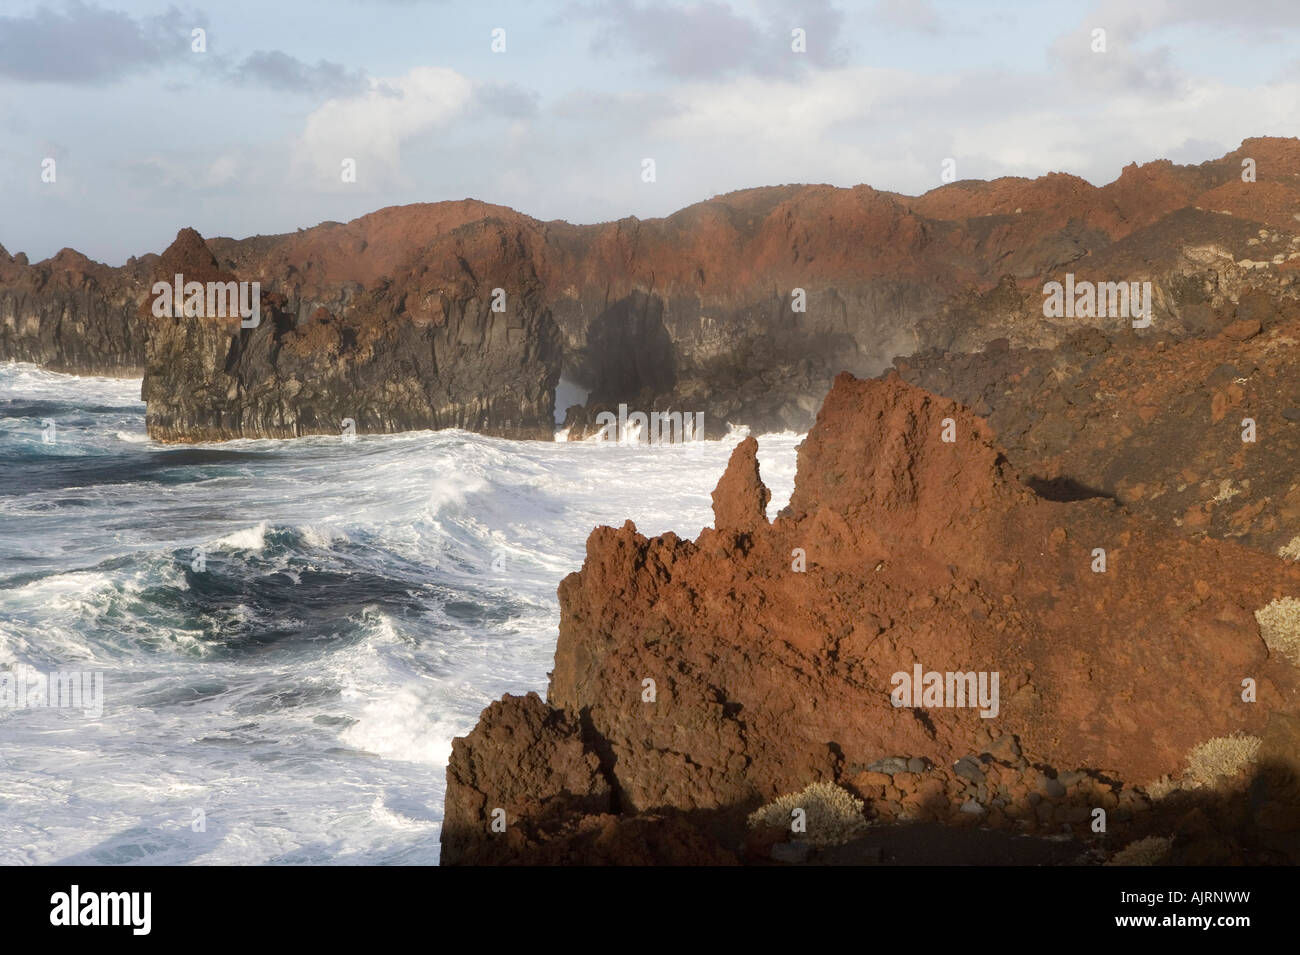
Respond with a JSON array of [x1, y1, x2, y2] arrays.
[[747, 781, 868, 847]]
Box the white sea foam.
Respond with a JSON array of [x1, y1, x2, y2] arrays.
[[212, 521, 270, 552], [0, 362, 802, 864]]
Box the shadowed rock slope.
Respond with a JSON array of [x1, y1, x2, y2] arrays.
[[893, 298, 1300, 557]]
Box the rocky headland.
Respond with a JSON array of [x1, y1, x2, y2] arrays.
[[0, 243, 151, 375], [140, 227, 560, 442], [441, 374, 1300, 865], [7, 137, 1300, 441]]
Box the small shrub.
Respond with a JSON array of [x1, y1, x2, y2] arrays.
[[1144, 734, 1262, 798], [747, 781, 867, 847], [1186, 734, 1261, 788], [1277, 536, 1300, 560], [1255, 597, 1300, 666], [1105, 835, 1172, 866]]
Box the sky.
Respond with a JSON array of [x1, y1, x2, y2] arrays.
[[2, 0, 1299, 264]]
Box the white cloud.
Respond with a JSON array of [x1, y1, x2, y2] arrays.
[[10, 2, 1300, 263], [637, 59, 1300, 198], [295, 67, 474, 191]]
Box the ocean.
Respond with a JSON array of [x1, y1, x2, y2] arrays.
[[0, 362, 799, 864]]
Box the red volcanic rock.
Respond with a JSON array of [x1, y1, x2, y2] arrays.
[[441, 692, 611, 864], [1222, 317, 1263, 341], [895, 307, 1300, 555], [148, 227, 246, 327], [11, 136, 1300, 442], [441, 691, 738, 864], [158, 227, 225, 282], [711, 436, 771, 534], [781, 374, 1019, 552], [445, 374, 1300, 863], [15, 137, 1300, 439]]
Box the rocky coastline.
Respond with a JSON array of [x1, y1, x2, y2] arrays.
[[441, 374, 1300, 865], [7, 138, 1300, 442]]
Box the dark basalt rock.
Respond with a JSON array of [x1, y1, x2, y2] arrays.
[[0, 244, 150, 376], [9, 137, 1300, 440], [140, 229, 562, 442]]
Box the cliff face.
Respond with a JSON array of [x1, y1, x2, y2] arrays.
[[0, 244, 150, 375], [7, 137, 1300, 437], [141, 228, 561, 442], [894, 298, 1300, 557], [207, 141, 1300, 437], [442, 374, 1300, 864]]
